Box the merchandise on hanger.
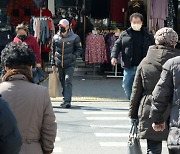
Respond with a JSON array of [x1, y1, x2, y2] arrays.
[[7, 0, 38, 26], [166, 0, 176, 28], [110, 0, 128, 23], [128, 0, 147, 26], [150, 0, 168, 30], [85, 33, 108, 64], [90, 0, 110, 19], [34, 8, 53, 18]]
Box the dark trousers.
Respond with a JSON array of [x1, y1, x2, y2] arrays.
[[147, 140, 162, 154], [58, 66, 75, 103], [169, 149, 180, 154]]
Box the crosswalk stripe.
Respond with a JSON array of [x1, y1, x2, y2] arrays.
[[95, 133, 129, 137], [55, 137, 61, 141], [83, 111, 128, 115], [86, 117, 130, 120], [99, 142, 167, 148], [91, 125, 130, 129], [53, 147, 63, 153]]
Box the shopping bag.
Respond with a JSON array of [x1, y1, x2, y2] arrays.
[[48, 72, 59, 98], [33, 68, 48, 84], [127, 122, 142, 154]]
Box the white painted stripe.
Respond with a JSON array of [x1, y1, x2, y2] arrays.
[[83, 111, 128, 115], [95, 133, 129, 137], [55, 137, 61, 141], [99, 142, 167, 148], [53, 147, 63, 153], [90, 125, 130, 129], [86, 117, 129, 120]]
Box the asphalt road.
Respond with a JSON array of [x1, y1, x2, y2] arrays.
[[52, 102, 169, 154]]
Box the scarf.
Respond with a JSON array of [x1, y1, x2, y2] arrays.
[[2, 66, 34, 83]]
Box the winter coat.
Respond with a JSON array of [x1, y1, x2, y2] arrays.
[[151, 56, 180, 150], [0, 97, 22, 154], [14, 35, 42, 64], [51, 30, 82, 68], [111, 27, 155, 68], [0, 74, 57, 154], [129, 45, 180, 141]]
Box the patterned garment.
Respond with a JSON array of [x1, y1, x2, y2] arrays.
[[85, 33, 107, 64], [7, 0, 38, 26], [166, 0, 176, 28]]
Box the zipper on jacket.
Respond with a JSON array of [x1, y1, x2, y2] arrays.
[[61, 41, 65, 68]]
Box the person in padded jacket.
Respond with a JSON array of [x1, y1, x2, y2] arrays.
[[129, 28, 180, 154], [51, 19, 82, 108]]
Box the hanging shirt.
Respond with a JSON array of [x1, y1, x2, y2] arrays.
[[85, 33, 107, 64], [110, 0, 128, 23], [7, 0, 38, 26]]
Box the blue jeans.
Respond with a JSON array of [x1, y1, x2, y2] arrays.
[[122, 67, 137, 100]]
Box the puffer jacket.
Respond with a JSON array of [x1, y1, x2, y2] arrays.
[[51, 30, 82, 68], [151, 56, 180, 150], [111, 27, 154, 68], [129, 45, 180, 141]]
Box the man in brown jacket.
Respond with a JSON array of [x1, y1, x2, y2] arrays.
[[0, 42, 57, 154]]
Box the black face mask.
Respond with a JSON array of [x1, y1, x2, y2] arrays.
[[17, 34, 28, 41], [60, 27, 66, 33]]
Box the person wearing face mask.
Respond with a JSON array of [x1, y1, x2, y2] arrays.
[[13, 24, 42, 68], [129, 27, 180, 154], [111, 13, 155, 100], [51, 19, 82, 108]]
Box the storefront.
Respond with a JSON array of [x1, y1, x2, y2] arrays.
[[0, 0, 180, 76]]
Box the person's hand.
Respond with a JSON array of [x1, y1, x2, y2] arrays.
[[152, 122, 166, 132], [36, 63, 41, 68], [111, 58, 117, 66], [52, 66, 57, 72]]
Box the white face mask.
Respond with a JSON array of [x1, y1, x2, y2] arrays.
[[131, 24, 142, 31]]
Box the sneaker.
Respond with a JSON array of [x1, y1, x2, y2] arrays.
[[61, 102, 71, 108]]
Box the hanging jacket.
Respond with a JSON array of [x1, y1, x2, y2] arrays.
[[51, 30, 82, 68], [129, 45, 180, 141]]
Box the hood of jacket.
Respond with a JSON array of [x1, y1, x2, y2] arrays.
[[145, 45, 180, 71]]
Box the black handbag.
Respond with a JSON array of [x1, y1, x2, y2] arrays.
[[127, 121, 142, 154], [32, 68, 48, 84]]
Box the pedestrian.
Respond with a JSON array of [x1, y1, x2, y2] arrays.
[[111, 13, 154, 99], [151, 40, 180, 154], [51, 19, 82, 108], [0, 42, 57, 154], [129, 27, 180, 154], [0, 97, 22, 154], [13, 23, 42, 68]]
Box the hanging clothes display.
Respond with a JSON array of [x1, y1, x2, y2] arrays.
[[166, 0, 176, 28], [110, 0, 128, 23], [7, 0, 38, 26], [127, 1, 147, 27], [85, 33, 107, 64], [34, 8, 53, 18], [150, 0, 169, 31], [90, 0, 110, 19]]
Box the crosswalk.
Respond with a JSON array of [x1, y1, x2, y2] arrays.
[[82, 106, 169, 154]]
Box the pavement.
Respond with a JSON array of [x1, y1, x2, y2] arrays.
[[41, 78, 169, 154]]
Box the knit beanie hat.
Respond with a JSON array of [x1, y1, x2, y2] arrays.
[[154, 27, 178, 47]]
